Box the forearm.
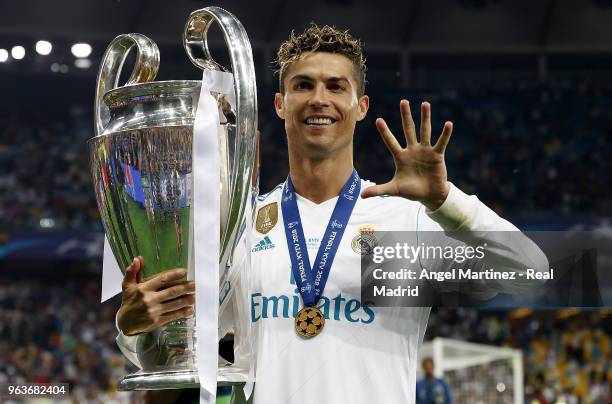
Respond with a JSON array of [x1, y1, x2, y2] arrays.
[[424, 182, 549, 294]]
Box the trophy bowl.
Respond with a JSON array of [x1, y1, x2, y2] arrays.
[[88, 6, 256, 390]]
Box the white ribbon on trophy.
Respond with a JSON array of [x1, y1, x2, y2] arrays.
[[192, 69, 233, 403]]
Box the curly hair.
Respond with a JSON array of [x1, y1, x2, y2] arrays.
[[276, 23, 367, 96]]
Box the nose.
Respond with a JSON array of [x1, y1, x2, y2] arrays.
[[308, 83, 329, 108]]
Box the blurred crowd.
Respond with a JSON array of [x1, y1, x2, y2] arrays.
[[0, 277, 135, 403], [1, 75, 611, 233], [0, 105, 100, 232]]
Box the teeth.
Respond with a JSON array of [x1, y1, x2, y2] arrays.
[[306, 117, 333, 125]]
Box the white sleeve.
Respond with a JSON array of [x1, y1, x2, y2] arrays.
[[418, 182, 549, 297], [115, 316, 159, 370]]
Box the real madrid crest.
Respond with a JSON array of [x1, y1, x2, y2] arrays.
[[351, 224, 378, 255], [256, 202, 278, 234]]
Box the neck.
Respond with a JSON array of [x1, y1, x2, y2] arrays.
[[288, 151, 354, 204]]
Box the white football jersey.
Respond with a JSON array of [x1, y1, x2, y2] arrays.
[[118, 180, 548, 404], [226, 180, 547, 404]]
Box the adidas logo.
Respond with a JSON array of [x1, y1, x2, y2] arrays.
[[252, 236, 275, 252]]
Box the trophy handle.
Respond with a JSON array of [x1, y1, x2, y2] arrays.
[[94, 33, 160, 137], [183, 7, 258, 270]]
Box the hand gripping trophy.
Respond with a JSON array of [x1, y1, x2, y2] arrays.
[[88, 7, 257, 394]]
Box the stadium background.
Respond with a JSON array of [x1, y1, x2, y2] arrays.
[[0, 0, 610, 402]]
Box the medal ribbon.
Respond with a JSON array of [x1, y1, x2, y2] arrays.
[[281, 169, 360, 307]]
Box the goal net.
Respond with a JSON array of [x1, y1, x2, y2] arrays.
[[419, 338, 524, 404]]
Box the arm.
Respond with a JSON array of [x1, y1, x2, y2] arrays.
[[362, 100, 548, 297], [418, 182, 549, 296]]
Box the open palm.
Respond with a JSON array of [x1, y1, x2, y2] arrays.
[[361, 100, 453, 211]]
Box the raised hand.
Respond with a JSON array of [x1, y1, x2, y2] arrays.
[[117, 256, 195, 336], [361, 100, 453, 211]]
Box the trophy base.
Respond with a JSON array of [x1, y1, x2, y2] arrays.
[[118, 366, 250, 391], [119, 369, 199, 390]]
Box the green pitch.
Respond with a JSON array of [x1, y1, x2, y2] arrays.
[[123, 188, 191, 278], [103, 185, 191, 278]]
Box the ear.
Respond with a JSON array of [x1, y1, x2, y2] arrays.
[[274, 93, 285, 119], [356, 95, 369, 121]]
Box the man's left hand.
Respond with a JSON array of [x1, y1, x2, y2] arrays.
[[361, 100, 453, 211]]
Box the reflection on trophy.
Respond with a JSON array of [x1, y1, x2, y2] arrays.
[[88, 7, 257, 390]]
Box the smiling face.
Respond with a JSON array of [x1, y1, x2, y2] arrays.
[[275, 52, 369, 161]]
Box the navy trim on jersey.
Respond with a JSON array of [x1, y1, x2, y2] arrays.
[[256, 182, 285, 202]]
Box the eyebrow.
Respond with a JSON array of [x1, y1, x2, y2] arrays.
[[289, 74, 352, 85]]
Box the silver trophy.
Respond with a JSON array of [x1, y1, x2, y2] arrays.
[[89, 7, 257, 390]]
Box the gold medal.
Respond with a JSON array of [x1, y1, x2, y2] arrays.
[[295, 306, 325, 338]]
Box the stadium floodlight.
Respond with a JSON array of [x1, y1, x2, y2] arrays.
[[39, 218, 55, 228], [74, 58, 92, 69], [35, 40, 53, 55], [11, 46, 25, 60], [71, 43, 92, 58], [0, 49, 8, 63]]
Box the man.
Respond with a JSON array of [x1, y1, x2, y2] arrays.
[[116, 24, 548, 403], [416, 358, 452, 404]]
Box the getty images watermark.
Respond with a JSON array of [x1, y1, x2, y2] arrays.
[[359, 231, 611, 308]]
